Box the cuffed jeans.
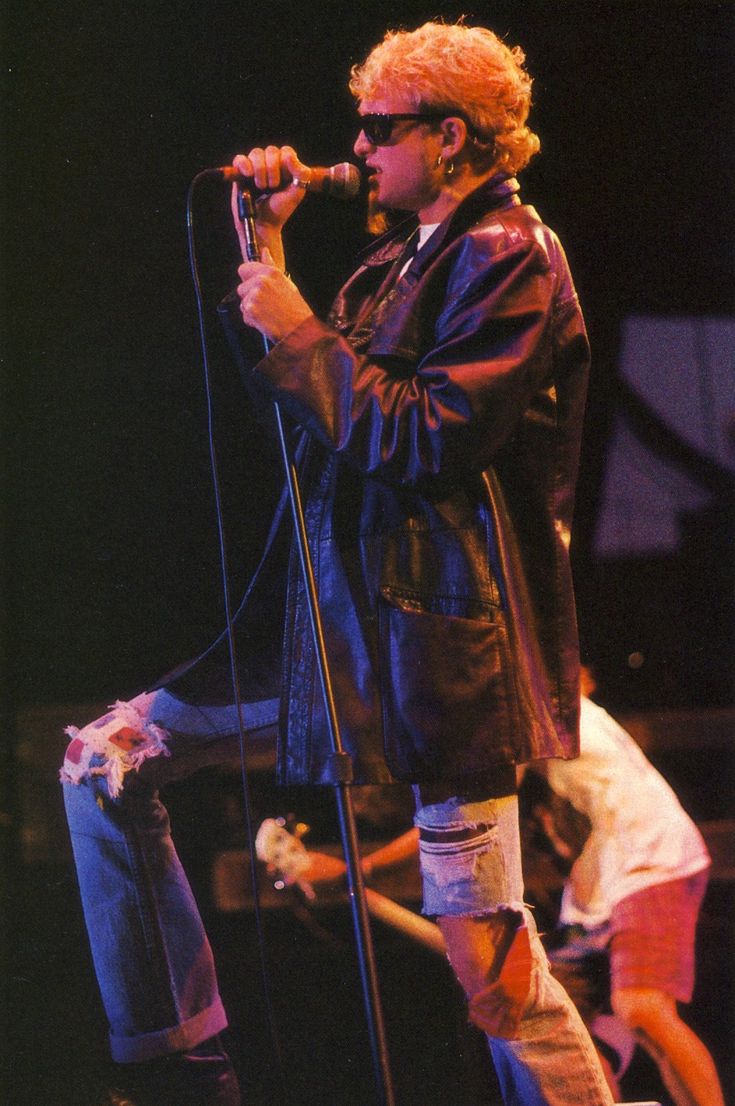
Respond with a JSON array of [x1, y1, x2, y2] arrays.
[[64, 690, 612, 1103], [62, 689, 279, 1063]]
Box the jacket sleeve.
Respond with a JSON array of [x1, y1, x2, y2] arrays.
[[251, 237, 560, 486]]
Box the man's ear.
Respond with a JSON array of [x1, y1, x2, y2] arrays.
[[440, 116, 470, 158]]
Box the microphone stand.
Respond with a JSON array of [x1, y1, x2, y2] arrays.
[[237, 188, 396, 1106]]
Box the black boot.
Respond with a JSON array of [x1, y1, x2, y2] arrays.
[[109, 1034, 241, 1106]]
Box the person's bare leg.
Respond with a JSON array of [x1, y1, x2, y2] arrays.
[[612, 987, 725, 1106]]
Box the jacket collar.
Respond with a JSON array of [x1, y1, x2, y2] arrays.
[[356, 173, 521, 268]]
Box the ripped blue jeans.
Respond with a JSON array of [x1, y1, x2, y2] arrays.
[[413, 792, 614, 1106], [62, 689, 279, 1063], [63, 694, 612, 1104]]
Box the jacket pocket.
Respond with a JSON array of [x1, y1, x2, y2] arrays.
[[378, 586, 516, 781]]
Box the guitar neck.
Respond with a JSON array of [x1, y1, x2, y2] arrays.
[[364, 887, 446, 956]]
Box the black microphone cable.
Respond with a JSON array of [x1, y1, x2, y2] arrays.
[[185, 170, 290, 1105]]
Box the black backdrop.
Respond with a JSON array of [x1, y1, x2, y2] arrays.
[[5, 0, 734, 709]]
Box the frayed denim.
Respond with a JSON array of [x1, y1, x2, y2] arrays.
[[413, 790, 614, 1106], [62, 690, 278, 1063]]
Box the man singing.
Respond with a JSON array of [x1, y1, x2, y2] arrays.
[[62, 21, 614, 1105]]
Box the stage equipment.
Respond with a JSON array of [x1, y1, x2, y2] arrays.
[[204, 160, 361, 198], [235, 184, 395, 1106], [185, 163, 395, 1105]]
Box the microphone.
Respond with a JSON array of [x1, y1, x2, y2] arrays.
[[214, 161, 361, 199]]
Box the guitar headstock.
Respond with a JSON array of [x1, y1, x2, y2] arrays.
[[255, 816, 315, 900]]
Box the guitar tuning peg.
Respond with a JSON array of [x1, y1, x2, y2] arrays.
[[281, 812, 311, 839]]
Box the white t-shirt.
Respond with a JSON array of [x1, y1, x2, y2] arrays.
[[542, 696, 710, 929], [398, 222, 441, 278]]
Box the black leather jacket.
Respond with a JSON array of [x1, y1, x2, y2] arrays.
[[170, 174, 590, 788]]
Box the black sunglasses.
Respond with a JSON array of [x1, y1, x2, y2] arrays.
[[358, 112, 446, 146]]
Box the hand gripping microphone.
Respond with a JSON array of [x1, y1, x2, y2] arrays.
[[214, 161, 361, 199]]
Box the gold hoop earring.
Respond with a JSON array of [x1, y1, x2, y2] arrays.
[[435, 154, 443, 169], [445, 158, 455, 176]]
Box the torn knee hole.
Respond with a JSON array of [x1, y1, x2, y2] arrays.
[[59, 699, 170, 798]]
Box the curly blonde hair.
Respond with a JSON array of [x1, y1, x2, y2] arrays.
[[350, 20, 540, 174]]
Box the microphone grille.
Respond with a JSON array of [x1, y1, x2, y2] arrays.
[[331, 162, 362, 199]]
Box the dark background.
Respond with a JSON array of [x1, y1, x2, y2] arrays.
[[3, 2, 734, 1104]]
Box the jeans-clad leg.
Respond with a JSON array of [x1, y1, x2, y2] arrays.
[[414, 791, 614, 1106], [62, 689, 278, 1063]]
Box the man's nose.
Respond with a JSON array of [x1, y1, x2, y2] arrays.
[[353, 129, 373, 158]]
